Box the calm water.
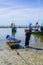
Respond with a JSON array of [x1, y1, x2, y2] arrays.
[[0, 28, 43, 48]]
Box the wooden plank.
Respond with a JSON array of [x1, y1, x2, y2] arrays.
[[6, 39, 21, 46], [6, 42, 19, 45]]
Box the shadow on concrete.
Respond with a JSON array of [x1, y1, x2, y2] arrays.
[[10, 45, 43, 50], [10, 45, 24, 49], [28, 46, 43, 50]]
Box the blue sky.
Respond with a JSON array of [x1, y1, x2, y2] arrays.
[[0, 0, 43, 25]]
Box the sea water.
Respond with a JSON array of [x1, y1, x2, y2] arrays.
[[0, 28, 43, 48]]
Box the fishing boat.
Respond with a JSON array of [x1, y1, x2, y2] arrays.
[[6, 35, 21, 48], [25, 29, 43, 35], [32, 31, 43, 35]]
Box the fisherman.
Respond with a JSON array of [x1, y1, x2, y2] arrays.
[[11, 23, 17, 38], [41, 23, 43, 32], [25, 23, 32, 47], [35, 22, 39, 31]]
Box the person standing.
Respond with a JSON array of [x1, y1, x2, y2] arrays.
[[40, 23, 43, 32], [35, 22, 39, 31], [11, 23, 17, 38], [25, 23, 32, 47]]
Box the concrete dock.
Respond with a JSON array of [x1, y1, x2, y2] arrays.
[[0, 43, 43, 65]]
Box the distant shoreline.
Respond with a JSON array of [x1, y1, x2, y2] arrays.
[[0, 26, 42, 28]]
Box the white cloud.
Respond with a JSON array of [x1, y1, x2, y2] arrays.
[[0, 7, 43, 24]]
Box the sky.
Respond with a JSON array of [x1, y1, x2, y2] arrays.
[[0, 0, 43, 25]]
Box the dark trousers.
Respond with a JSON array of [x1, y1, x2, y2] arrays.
[[25, 33, 31, 46], [41, 27, 43, 32]]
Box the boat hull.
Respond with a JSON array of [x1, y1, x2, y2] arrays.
[[25, 29, 43, 35], [32, 32, 43, 35], [6, 35, 21, 49]]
